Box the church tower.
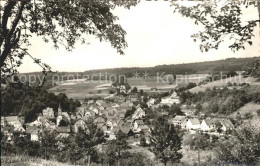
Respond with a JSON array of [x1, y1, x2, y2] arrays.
[[58, 102, 62, 116]]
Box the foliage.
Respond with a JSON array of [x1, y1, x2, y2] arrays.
[[215, 124, 260, 165], [103, 132, 130, 166], [179, 87, 258, 115], [0, 0, 138, 77], [1, 85, 80, 122], [149, 116, 182, 166], [172, 0, 260, 52]]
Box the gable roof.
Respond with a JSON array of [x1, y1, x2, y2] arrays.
[[135, 120, 144, 125], [55, 126, 71, 133], [189, 118, 200, 125], [221, 119, 234, 128], [203, 119, 215, 126]]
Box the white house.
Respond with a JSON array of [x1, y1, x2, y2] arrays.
[[220, 119, 234, 132], [132, 107, 145, 120], [186, 118, 200, 130], [172, 115, 186, 127], [200, 119, 215, 131]]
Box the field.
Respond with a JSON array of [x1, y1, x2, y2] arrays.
[[189, 76, 260, 93], [48, 75, 209, 100], [48, 79, 113, 100]]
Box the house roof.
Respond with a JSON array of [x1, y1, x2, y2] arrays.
[[5, 116, 20, 123], [189, 118, 200, 125], [135, 120, 144, 125], [221, 119, 234, 128], [55, 126, 71, 133], [3, 126, 14, 133], [94, 117, 106, 124], [140, 125, 149, 131], [203, 119, 215, 126], [56, 133, 70, 140], [26, 126, 41, 134]]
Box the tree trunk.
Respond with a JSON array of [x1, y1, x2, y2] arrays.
[[117, 159, 120, 166], [87, 155, 91, 166]]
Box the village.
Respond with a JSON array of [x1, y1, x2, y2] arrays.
[[1, 86, 235, 145]]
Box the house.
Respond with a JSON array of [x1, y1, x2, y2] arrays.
[[4, 116, 23, 128], [132, 107, 145, 120], [108, 126, 120, 140], [147, 98, 156, 107], [42, 107, 55, 119], [111, 103, 120, 108], [171, 115, 186, 127], [220, 119, 234, 132], [96, 100, 106, 106], [2, 126, 14, 141], [73, 119, 87, 133], [26, 126, 41, 141], [182, 109, 195, 116], [128, 94, 139, 102], [186, 118, 200, 130], [117, 113, 125, 120], [94, 116, 106, 128], [1, 117, 6, 127], [120, 126, 134, 137], [116, 119, 124, 126], [200, 119, 216, 131], [88, 100, 94, 105], [120, 101, 134, 108], [133, 120, 145, 132], [160, 95, 180, 106], [181, 119, 188, 129]]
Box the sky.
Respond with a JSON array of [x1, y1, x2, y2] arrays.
[[19, 1, 260, 73]]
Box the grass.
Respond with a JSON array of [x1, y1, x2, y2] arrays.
[[1, 155, 72, 166]]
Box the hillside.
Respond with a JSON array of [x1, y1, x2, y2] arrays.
[[189, 76, 260, 93], [230, 102, 260, 128]]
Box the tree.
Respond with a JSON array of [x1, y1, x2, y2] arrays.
[[215, 121, 223, 134], [195, 103, 203, 111], [40, 130, 58, 160], [105, 131, 130, 166], [131, 87, 138, 93], [215, 124, 260, 165], [169, 104, 183, 116], [75, 120, 105, 166], [172, 0, 260, 52], [0, 0, 138, 78], [149, 117, 182, 166]]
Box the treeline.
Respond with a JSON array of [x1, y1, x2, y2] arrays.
[[83, 57, 259, 76], [1, 84, 81, 122], [6, 57, 259, 90], [178, 87, 260, 115]]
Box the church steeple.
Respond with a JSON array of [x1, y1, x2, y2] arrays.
[[58, 102, 62, 116]]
